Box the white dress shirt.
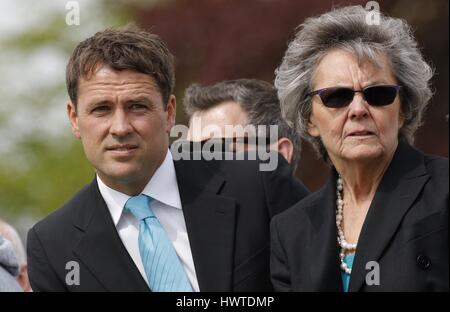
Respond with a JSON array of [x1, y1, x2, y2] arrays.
[[97, 149, 200, 292]]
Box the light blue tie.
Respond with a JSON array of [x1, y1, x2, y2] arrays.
[[125, 194, 193, 292]]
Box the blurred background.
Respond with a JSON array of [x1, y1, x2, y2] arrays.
[[0, 0, 448, 242]]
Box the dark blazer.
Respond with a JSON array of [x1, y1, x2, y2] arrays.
[[27, 153, 308, 292], [271, 142, 449, 292]]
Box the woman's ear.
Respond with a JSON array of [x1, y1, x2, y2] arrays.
[[307, 116, 320, 137], [307, 101, 320, 137]]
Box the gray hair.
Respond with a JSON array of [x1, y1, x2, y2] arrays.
[[183, 79, 301, 167], [275, 5, 434, 160], [0, 220, 26, 266]]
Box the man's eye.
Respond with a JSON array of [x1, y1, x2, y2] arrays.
[[130, 103, 148, 110], [91, 106, 110, 113]]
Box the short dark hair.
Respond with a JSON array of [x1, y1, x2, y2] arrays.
[[66, 24, 175, 107], [183, 79, 301, 167]]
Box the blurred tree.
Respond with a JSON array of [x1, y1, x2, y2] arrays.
[[0, 138, 92, 216]]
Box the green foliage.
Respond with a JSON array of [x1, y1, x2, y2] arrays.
[[0, 137, 93, 217]]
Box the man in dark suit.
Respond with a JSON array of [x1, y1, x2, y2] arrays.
[[27, 25, 308, 292]]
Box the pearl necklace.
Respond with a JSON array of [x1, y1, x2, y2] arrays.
[[336, 175, 357, 274]]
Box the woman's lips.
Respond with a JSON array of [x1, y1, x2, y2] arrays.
[[348, 131, 374, 136], [346, 130, 375, 138]]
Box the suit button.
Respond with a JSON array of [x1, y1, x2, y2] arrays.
[[416, 254, 431, 270]]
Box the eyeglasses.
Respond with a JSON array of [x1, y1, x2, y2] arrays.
[[307, 85, 401, 108]]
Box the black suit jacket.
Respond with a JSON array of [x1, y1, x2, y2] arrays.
[[27, 153, 308, 291], [271, 142, 449, 291]]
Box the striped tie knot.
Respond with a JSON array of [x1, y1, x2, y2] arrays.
[[124, 194, 155, 220]]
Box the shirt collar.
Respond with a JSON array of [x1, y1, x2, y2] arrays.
[[97, 149, 182, 226]]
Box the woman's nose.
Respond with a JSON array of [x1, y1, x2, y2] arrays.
[[348, 92, 369, 120]]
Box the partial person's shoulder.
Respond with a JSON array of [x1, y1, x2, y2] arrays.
[[423, 152, 449, 178], [0, 237, 22, 292], [0, 265, 22, 292]]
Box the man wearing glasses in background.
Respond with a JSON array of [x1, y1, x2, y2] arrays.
[[184, 79, 301, 172]]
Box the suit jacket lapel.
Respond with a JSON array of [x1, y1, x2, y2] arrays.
[[306, 172, 343, 291], [174, 159, 236, 292], [72, 179, 149, 291], [349, 142, 430, 291]]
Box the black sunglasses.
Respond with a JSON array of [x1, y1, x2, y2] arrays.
[[307, 85, 401, 108]]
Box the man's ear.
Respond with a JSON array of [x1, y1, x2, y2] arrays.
[[67, 101, 81, 139], [166, 95, 176, 133], [276, 137, 294, 164]]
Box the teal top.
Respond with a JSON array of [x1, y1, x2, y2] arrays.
[[341, 253, 355, 292]]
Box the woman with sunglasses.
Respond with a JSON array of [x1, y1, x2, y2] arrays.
[[271, 5, 448, 291]]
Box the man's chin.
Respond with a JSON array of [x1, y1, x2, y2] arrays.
[[97, 165, 144, 184]]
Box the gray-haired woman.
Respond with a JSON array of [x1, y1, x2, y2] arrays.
[[271, 5, 448, 291]]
